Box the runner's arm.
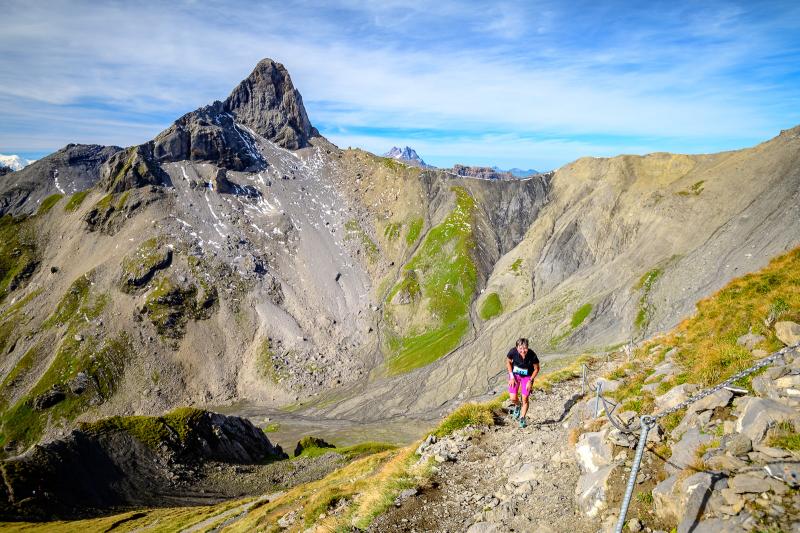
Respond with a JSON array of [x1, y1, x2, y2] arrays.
[[531, 363, 540, 381]]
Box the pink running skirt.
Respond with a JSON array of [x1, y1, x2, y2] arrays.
[[509, 374, 532, 397]]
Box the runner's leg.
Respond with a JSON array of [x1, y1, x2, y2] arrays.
[[520, 377, 531, 419]]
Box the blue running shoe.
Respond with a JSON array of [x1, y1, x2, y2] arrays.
[[513, 405, 521, 419], [519, 417, 527, 428]]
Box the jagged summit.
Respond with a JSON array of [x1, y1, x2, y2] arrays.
[[224, 58, 318, 150], [100, 59, 320, 192], [384, 146, 430, 168]]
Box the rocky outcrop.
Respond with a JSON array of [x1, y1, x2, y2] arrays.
[[0, 144, 122, 216], [99, 144, 172, 193], [0, 409, 286, 520], [223, 58, 317, 150], [152, 101, 265, 172], [569, 340, 800, 531]]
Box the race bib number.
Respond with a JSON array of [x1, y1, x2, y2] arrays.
[[513, 366, 528, 376]]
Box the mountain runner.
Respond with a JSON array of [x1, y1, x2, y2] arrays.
[[507, 337, 540, 428]]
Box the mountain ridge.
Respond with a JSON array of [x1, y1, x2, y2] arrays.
[[0, 58, 797, 475]]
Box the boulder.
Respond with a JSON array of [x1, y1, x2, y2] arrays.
[[575, 431, 613, 473], [728, 472, 771, 494], [724, 433, 752, 457], [765, 462, 800, 488], [751, 375, 780, 400], [775, 321, 800, 346], [649, 361, 679, 381], [593, 378, 621, 393], [666, 427, 713, 474], [704, 454, 747, 472], [574, 464, 616, 517], [775, 374, 800, 389], [508, 463, 540, 485], [689, 518, 748, 533], [293, 436, 334, 457], [677, 472, 724, 533], [67, 372, 92, 395], [689, 388, 733, 414], [736, 332, 766, 350], [655, 384, 697, 411], [735, 397, 800, 443], [641, 381, 661, 393], [672, 410, 712, 440], [32, 387, 66, 410], [652, 475, 679, 522], [210, 167, 236, 194]]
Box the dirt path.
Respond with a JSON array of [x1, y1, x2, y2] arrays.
[[369, 382, 601, 532]]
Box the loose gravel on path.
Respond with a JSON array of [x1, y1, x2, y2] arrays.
[[369, 383, 601, 532]]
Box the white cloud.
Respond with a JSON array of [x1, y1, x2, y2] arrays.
[[0, 0, 797, 167]]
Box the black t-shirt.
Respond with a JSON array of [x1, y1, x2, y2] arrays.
[[507, 347, 539, 376]]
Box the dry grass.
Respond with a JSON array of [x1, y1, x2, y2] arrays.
[[667, 246, 800, 386]]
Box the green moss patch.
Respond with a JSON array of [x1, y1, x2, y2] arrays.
[[405, 217, 424, 246], [0, 215, 38, 305], [142, 276, 217, 338], [258, 338, 288, 383], [37, 194, 63, 215], [120, 237, 172, 291], [345, 220, 379, 262], [80, 407, 206, 451], [549, 301, 593, 348], [634, 268, 663, 330], [479, 292, 503, 320], [571, 303, 593, 328], [0, 333, 130, 453], [294, 437, 395, 461], [64, 190, 90, 212], [677, 180, 705, 196], [510, 258, 523, 274], [384, 188, 477, 374], [383, 222, 401, 241]]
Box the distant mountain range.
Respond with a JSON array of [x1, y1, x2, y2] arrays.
[[383, 147, 540, 177], [0, 154, 35, 172], [492, 166, 540, 177]]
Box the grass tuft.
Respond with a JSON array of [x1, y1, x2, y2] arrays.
[[64, 191, 90, 212], [479, 292, 503, 320]]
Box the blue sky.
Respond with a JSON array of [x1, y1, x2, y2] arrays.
[[1, 0, 799, 170]]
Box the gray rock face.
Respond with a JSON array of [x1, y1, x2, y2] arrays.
[[775, 320, 800, 346], [0, 144, 122, 216], [100, 144, 172, 193], [666, 427, 712, 474], [655, 383, 697, 411], [574, 464, 615, 517], [735, 397, 800, 443], [223, 58, 317, 150], [0, 410, 286, 520], [736, 332, 765, 350], [574, 431, 613, 473], [153, 101, 265, 172]]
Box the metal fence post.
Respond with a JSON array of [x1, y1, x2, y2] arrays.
[[615, 415, 655, 533], [594, 382, 603, 418]]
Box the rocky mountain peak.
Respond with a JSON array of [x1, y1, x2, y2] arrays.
[[384, 146, 429, 167], [223, 58, 318, 150]]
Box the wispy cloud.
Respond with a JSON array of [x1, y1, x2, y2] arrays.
[[1, 0, 798, 169]]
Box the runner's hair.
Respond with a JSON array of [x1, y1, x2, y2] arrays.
[[515, 337, 529, 347]]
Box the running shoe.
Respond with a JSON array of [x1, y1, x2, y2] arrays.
[[519, 417, 527, 428], [513, 405, 521, 419]]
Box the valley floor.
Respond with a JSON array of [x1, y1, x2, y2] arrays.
[[369, 382, 601, 532]]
